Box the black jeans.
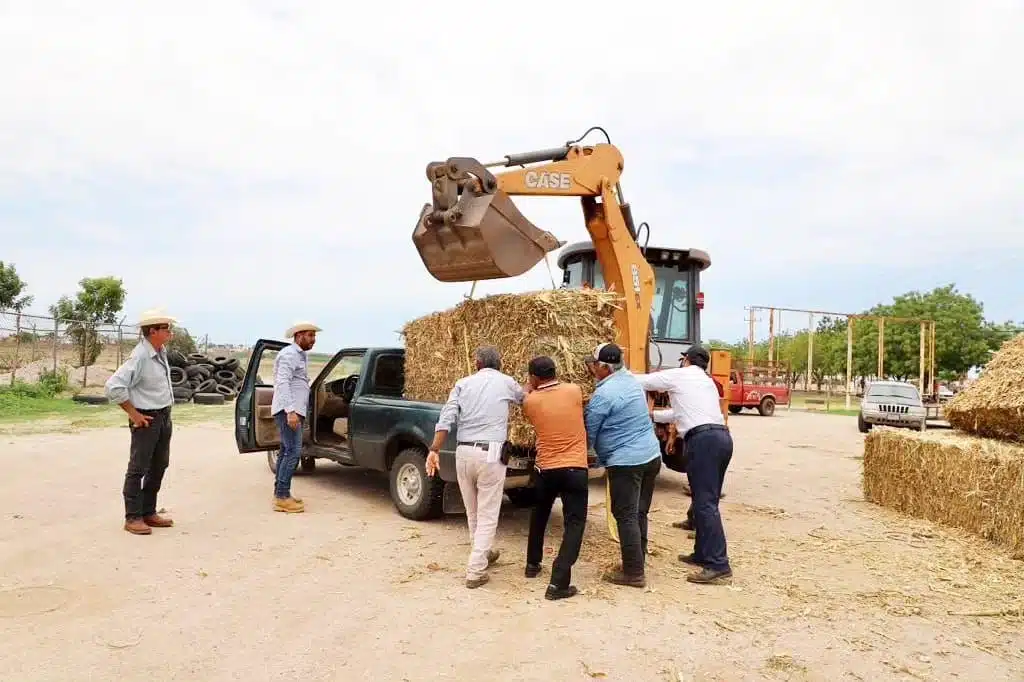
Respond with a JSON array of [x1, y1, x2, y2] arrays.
[[607, 456, 662, 576], [527, 467, 589, 589], [686, 426, 733, 571], [124, 407, 172, 519]]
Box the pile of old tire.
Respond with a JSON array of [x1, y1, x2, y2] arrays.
[[166, 351, 245, 405]]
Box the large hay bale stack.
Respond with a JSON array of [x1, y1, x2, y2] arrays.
[[863, 428, 1024, 552], [402, 289, 623, 446], [944, 333, 1024, 441]]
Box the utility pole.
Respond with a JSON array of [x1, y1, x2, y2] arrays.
[[746, 308, 756, 361]]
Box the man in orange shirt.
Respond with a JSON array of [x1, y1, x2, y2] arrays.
[[521, 355, 590, 601]]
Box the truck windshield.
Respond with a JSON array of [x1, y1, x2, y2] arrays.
[[867, 384, 921, 402]]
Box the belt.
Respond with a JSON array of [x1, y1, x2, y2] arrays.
[[683, 423, 727, 442], [457, 441, 492, 449], [137, 406, 171, 415]]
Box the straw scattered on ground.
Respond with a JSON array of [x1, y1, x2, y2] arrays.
[[863, 428, 1024, 553], [944, 332, 1024, 441], [402, 288, 622, 446]]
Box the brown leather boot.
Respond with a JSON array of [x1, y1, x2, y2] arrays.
[[143, 513, 173, 527], [124, 518, 152, 535], [273, 497, 304, 513], [601, 567, 645, 588]]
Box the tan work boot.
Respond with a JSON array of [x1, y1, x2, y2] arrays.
[[143, 513, 173, 527], [124, 518, 152, 535], [273, 497, 304, 513], [601, 567, 645, 588], [486, 549, 500, 566], [466, 574, 489, 589]]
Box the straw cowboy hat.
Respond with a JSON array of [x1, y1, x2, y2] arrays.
[[285, 321, 322, 338], [136, 308, 179, 327]]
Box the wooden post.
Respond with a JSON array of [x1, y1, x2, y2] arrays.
[[877, 318, 885, 379], [52, 316, 59, 372], [845, 316, 854, 410], [10, 312, 22, 386], [921, 321, 929, 395], [930, 321, 937, 400], [806, 313, 814, 391], [747, 309, 755, 361], [768, 308, 776, 363]]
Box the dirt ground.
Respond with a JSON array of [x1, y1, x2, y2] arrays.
[[1, 411, 1022, 681]]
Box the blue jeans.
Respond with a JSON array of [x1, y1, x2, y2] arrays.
[[686, 426, 733, 572], [273, 411, 303, 499]]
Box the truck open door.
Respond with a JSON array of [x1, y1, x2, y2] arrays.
[[235, 339, 289, 453]]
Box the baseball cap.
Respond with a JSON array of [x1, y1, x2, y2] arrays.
[[589, 342, 622, 364], [683, 344, 710, 368]]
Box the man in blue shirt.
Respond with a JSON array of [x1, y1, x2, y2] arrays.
[[584, 342, 662, 588]]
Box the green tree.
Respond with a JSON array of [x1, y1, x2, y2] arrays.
[[167, 328, 198, 356], [49, 277, 127, 368], [853, 284, 991, 382], [0, 262, 33, 311]]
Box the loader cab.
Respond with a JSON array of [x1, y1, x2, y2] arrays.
[[557, 242, 710, 371]]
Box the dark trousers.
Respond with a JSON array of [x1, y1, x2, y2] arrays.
[[526, 466, 589, 589], [686, 426, 733, 571], [273, 411, 304, 498], [124, 407, 172, 519], [607, 456, 662, 576]]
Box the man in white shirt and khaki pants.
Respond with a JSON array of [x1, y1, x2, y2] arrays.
[[634, 345, 734, 584], [426, 345, 525, 589]]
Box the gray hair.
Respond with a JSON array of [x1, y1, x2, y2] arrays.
[[474, 345, 501, 371], [596, 359, 622, 373]]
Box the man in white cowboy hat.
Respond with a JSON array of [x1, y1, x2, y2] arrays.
[[105, 308, 179, 535], [270, 321, 321, 513]]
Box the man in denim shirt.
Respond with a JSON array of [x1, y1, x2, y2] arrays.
[[584, 342, 662, 588]]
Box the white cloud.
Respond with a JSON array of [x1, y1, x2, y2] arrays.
[[1, 0, 1021, 347]]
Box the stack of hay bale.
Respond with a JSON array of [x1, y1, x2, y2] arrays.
[[863, 333, 1024, 554], [402, 288, 622, 447], [166, 351, 245, 405]]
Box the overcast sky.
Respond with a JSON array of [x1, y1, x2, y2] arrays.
[[2, 1, 1021, 349]]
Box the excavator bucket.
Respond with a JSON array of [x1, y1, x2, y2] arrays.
[[413, 189, 564, 283]]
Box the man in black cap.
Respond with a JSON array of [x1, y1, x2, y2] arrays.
[[634, 344, 734, 584]]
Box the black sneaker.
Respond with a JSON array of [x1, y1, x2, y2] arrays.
[[525, 563, 541, 578], [545, 584, 578, 601]]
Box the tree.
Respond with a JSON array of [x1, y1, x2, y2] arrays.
[[167, 328, 197, 356], [0, 261, 33, 311], [853, 284, 992, 381], [50, 277, 127, 369]]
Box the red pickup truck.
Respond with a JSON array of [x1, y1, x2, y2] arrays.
[[728, 363, 791, 416]]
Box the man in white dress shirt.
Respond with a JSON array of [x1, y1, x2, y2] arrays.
[[633, 345, 734, 584]]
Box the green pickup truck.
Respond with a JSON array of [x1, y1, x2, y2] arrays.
[[234, 341, 596, 520]]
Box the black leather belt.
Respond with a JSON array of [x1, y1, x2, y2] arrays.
[[138, 406, 171, 415], [457, 441, 491, 449], [683, 423, 727, 443]]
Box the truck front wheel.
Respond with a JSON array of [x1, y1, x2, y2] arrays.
[[389, 449, 445, 520]]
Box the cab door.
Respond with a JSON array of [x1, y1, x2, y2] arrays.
[[235, 339, 288, 453]]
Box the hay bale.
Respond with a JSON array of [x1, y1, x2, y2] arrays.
[[402, 288, 623, 446], [944, 333, 1024, 441], [863, 428, 1024, 552]]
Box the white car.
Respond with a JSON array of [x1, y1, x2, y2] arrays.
[[858, 380, 927, 433]]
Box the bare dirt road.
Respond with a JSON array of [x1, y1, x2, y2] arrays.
[[1, 411, 1022, 681]]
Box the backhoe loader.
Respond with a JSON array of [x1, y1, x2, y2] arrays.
[[411, 128, 730, 540]]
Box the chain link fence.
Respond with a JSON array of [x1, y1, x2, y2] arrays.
[[0, 309, 201, 390]]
